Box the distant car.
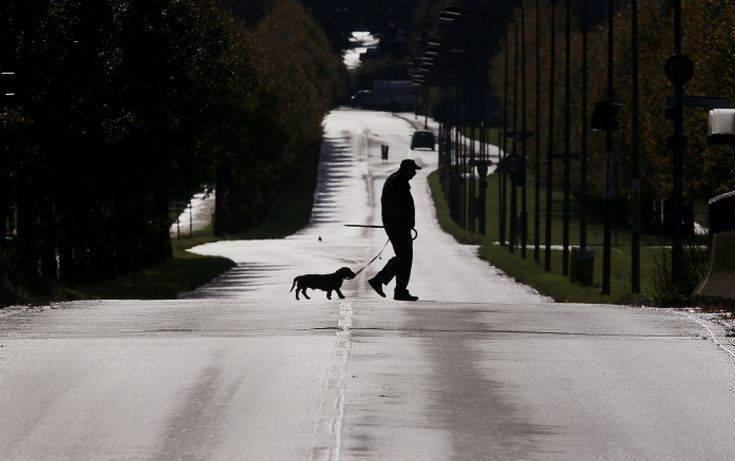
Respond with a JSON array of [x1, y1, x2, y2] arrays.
[[410, 130, 435, 150], [350, 90, 373, 108]]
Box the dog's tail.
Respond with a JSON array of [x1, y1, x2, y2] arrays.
[[290, 277, 297, 292]]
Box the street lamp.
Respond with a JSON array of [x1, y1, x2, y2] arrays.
[[562, 0, 571, 275], [534, 0, 541, 262], [665, 0, 693, 292], [428, 29, 496, 234], [630, 0, 641, 293], [602, 0, 617, 295], [438, 6, 521, 241], [417, 51, 468, 228], [545, 0, 559, 272], [520, 3, 529, 259], [510, 20, 519, 253], [0, 70, 17, 242], [502, 27, 510, 246], [570, 0, 595, 287]]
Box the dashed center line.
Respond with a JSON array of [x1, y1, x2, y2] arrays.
[[308, 300, 353, 461]]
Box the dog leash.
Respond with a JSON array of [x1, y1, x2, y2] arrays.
[[346, 226, 419, 276], [353, 238, 391, 276]]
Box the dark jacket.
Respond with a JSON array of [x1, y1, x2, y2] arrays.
[[381, 171, 415, 232]]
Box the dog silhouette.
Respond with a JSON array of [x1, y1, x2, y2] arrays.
[[290, 267, 355, 300]]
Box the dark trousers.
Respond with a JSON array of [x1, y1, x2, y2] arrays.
[[375, 229, 413, 293]]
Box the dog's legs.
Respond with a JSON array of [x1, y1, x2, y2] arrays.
[[336, 288, 345, 299], [302, 288, 311, 300], [327, 290, 332, 300], [295, 287, 300, 300]]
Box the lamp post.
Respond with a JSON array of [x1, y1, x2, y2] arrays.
[[666, 0, 693, 291], [570, 0, 595, 288], [602, 0, 615, 294], [418, 44, 471, 230], [510, 21, 519, 254], [0, 70, 16, 242], [468, 78, 478, 233], [562, 0, 571, 276], [520, 3, 528, 259], [461, 85, 468, 230], [534, 0, 541, 262], [449, 84, 457, 222], [478, 81, 490, 236], [454, 86, 461, 224], [580, 0, 589, 253], [501, 28, 509, 245], [545, 0, 559, 272], [498, 128, 504, 241], [630, 0, 641, 293], [424, 86, 429, 129], [438, 6, 520, 244]]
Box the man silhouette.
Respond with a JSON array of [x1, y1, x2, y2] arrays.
[[368, 159, 421, 301]]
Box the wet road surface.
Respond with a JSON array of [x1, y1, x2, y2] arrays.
[[2, 109, 735, 459], [184, 109, 542, 304]]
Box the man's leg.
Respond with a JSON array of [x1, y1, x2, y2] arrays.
[[391, 231, 413, 293], [373, 256, 399, 285]]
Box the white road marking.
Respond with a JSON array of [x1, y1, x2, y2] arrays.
[[308, 300, 353, 461], [683, 312, 735, 360]]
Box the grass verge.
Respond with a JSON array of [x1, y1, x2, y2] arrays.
[[50, 163, 320, 302], [56, 228, 235, 300], [428, 170, 680, 304]]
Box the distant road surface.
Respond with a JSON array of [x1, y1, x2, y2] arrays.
[[2, 108, 735, 460]]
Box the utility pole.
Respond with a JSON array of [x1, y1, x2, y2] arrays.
[[631, 0, 641, 293], [500, 29, 509, 246], [580, 0, 589, 252], [562, 0, 571, 276], [520, 6, 528, 259], [666, 0, 692, 292], [602, 0, 615, 294], [0, 71, 16, 243], [479, 84, 489, 236], [424, 86, 429, 129], [570, 0, 595, 288], [189, 202, 193, 239], [510, 24, 519, 253], [534, 0, 541, 263], [545, 0, 558, 272]]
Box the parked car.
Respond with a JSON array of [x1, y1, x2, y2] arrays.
[[350, 89, 374, 108], [410, 130, 435, 150]]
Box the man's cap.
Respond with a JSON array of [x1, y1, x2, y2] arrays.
[[400, 159, 422, 170]]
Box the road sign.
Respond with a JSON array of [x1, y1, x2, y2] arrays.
[[591, 101, 624, 131], [665, 54, 694, 85], [1, 71, 17, 98], [380, 144, 389, 160], [666, 95, 732, 109], [504, 154, 523, 174]]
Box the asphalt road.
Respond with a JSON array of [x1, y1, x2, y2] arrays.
[[2, 109, 735, 460]]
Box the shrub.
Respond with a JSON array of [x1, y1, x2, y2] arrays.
[[652, 245, 710, 306]]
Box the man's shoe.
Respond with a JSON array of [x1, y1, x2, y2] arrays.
[[368, 277, 386, 297], [394, 291, 419, 301]]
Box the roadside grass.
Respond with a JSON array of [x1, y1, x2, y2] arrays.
[[227, 167, 318, 240], [57, 227, 235, 300], [53, 164, 320, 301], [460, 126, 503, 144], [428, 170, 674, 304]]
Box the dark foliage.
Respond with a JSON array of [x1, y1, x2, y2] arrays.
[[0, 0, 340, 303]]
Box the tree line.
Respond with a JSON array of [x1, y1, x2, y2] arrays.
[[488, 0, 735, 227], [0, 0, 341, 302]]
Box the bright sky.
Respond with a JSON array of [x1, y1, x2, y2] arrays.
[[343, 31, 379, 70]]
